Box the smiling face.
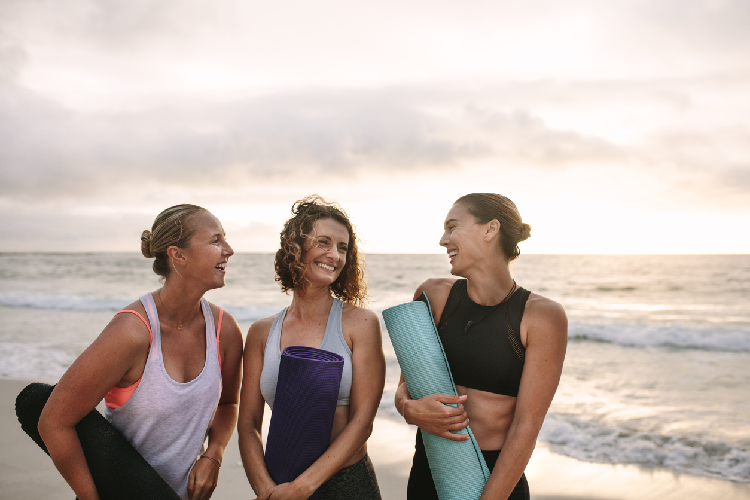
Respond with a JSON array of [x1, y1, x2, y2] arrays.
[[177, 211, 234, 290], [301, 217, 350, 288], [440, 202, 490, 276]]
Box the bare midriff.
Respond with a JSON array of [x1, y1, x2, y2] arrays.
[[457, 384, 516, 451], [329, 405, 367, 467]]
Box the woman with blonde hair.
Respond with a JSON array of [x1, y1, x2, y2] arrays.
[[238, 195, 385, 500], [38, 204, 243, 500], [395, 193, 568, 500]]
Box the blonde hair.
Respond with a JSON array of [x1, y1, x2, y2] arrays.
[[141, 204, 207, 278], [455, 193, 530, 262]]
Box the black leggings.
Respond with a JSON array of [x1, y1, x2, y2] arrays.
[[407, 430, 530, 500]]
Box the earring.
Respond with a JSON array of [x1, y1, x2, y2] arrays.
[[172, 260, 185, 279]]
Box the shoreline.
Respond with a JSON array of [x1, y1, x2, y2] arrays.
[[2, 378, 748, 500]]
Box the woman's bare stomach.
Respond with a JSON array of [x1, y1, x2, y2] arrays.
[[330, 405, 367, 467], [456, 385, 516, 451]]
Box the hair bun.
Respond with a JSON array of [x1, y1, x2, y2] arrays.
[[141, 230, 154, 258], [519, 223, 531, 242]]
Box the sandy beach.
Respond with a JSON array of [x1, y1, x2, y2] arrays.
[[2, 378, 749, 500]]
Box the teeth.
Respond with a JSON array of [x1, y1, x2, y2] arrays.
[[448, 252, 457, 258], [216, 263, 226, 270], [317, 262, 335, 271]]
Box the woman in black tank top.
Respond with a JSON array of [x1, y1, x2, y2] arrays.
[[394, 193, 568, 500]]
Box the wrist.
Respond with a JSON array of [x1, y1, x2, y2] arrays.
[[293, 475, 318, 497], [402, 399, 414, 425]]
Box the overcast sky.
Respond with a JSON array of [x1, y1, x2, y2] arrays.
[[1, 0, 749, 254]]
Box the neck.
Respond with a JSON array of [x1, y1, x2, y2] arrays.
[[289, 284, 334, 320], [158, 281, 204, 324], [462, 257, 515, 306]]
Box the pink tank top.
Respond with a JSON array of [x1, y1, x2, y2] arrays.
[[104, 293, 223, 500]]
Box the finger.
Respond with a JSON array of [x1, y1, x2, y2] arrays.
[[436, 394, 468, 405], [187, 469, 197, 499], [441, 430, 472, 441], [447, 418, 470, 431]]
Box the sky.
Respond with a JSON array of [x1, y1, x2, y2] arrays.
[[1, 0, 749, 254]]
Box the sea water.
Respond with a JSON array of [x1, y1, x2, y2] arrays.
[[1, 253, 748, 482]]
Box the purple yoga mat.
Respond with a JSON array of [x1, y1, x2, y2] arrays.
[[264, 346, 344, 500]]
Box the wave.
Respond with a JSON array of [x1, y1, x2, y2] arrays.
[[539, 414, 750, 482], [0, 342, 74, 379], [0, 291, 282, 322], [0, 291, 130, 312], [569, 321, 750, 352]]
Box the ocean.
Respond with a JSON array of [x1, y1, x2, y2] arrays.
[[1, 253, 748, 483]]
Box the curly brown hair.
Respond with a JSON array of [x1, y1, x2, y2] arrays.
[[275, 195, 367, 306]]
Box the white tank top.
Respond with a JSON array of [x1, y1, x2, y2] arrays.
[[259, 298, 353, 409], [104, 293, 222, 500]]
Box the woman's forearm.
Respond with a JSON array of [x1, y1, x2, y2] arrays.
[[478, 420, 538, 500], [203, 403, 238, 463], [238, 424, 276, 495], [39, 422, 100, 500]]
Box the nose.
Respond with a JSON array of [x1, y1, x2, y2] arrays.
[[439, 231, 450, 248], [225, 241, 234, 257]]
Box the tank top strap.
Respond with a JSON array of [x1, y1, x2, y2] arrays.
[[266, 307, 288, 358], [140, 293, 161, 361], [324, 298, 344, 337]]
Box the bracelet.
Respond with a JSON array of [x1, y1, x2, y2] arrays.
[[200, 454, 221, 469]]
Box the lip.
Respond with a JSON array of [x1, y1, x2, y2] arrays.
[[447, 249, 458, 264]]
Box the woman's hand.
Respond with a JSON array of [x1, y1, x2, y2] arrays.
[[257, 481, 315, 500], [403, 393, 471, 441], [187, 457, 220, 500]]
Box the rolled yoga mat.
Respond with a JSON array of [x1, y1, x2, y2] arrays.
[[15, 382, 181, 500], [264, 346, 344, 500], [383, 294, 491, 500]]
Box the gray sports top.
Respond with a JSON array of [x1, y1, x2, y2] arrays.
[[105, 293, 222, 500], [260, 298, 353, 409]]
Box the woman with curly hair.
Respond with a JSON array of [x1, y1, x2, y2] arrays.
[[238, 195, 385, 500]]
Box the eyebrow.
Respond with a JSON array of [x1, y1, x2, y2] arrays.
[[444, 218, 459, 227]]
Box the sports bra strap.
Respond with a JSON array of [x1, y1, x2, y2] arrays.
[[105, 310, 153, 409], [115, 309, 153, 345]]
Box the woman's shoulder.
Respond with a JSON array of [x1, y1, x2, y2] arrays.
[[414, 277, 461, 300], [523, 292, 568, 337], [246, 312, 280, 345]]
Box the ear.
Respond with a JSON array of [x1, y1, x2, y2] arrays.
[[166, 246, 187, 266], [484, 219, 501, 242]]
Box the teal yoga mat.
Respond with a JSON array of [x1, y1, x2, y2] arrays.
[[383, 294, 490, 500]]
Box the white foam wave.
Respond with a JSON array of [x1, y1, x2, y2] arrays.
[[0, 291, 128, 312], [569, 321, 750, 352], [540, 414, 750, 482], [0, 342, 73, 379]]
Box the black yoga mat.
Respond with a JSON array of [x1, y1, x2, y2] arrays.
[[264, 346, 344, 500], [15, 382, 181, 500]]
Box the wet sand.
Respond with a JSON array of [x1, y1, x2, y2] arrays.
[[2, 378, 748, 500]]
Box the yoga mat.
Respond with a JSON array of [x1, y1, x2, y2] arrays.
[[15, 382, 181, 500], [265, 346, 344, 500], [383, 294, 491, 500]]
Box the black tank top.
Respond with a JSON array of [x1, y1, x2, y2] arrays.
[[435, 279, 530, 398]]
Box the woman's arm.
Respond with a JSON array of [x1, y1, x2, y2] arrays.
[[237, 317, 277, 497], [187, 309, 244, 500], [479, 296, 567, 500], [393, 278, 470, 441], [38, 311, 151, 500], [259, 307, 386, 500]]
